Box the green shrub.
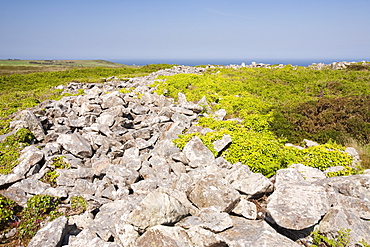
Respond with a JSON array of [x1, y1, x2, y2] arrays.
[[39, 156, 70, 187], [19, 195, 60, 240], [311, 228, 351, 247], [70, 196, 87, 213], [174, 117, 353, 177], [0, 195, 17, 230], [0, 128, 34, 174]]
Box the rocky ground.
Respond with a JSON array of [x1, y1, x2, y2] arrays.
[[0, 65, 370, 247]]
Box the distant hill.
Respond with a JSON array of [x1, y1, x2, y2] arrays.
[[0, 59, 130, 75]]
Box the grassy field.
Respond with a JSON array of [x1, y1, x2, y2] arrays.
[[0, 59, 129, 76]]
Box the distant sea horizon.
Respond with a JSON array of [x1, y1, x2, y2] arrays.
[[110, 58, 369, 67]]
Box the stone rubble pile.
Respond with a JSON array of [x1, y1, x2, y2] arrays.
[[0, 66, 370, 247]]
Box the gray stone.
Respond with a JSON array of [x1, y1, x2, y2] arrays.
[[318, 208, 370, 246], [232, 196, 258, 220], [327, 191, 370, 220], [231, 172, 274, 198], [183, 136, 215, 166], [96, 113, 115, 127], [103, 165, 139, 187], [56, 168, 95, 186], [101, 91, 125, 109], [266, 183, 329, 230], [57, 133, 93, 158], [314, 174, 370, 201], [0, 146, 44, 186], [212, 134, 232, 153], [186, 226, 227, 247], [198, 206, 233, 233], [28, 216, 68, 247], [213, 109, 227, 120], [13, 110, 46, 141], [303, 139, 319, 147], [290, 163, 326, 183], [127, 190, 189, 230], [219, 216, 300, 247], [68, 228, 119, 247], [274, 167, 307, 187], [188, 174, 240, 212], [115, 224, 139, 247], [135, 225, 192, 247]]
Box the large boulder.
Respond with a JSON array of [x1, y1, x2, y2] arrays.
[[318, 208, 370, 246], [219, 216, 300, 247], [28, 216, 68, 247], [57, 133, 93, 158], [266, 183, 329, 230], [135, 225, 192, 247], [188, 174, 240, 212], [127, 190, 189, 230]]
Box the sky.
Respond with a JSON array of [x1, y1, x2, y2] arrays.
[[1, 0, 370, 64]]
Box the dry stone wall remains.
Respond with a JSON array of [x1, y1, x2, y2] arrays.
[[0, 65, 369, 246]]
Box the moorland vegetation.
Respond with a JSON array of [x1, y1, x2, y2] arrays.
[[0, 61, 370, 245], [152, 63, 370, 176]]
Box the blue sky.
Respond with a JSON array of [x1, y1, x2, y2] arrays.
[[1, 0, 370, 63]]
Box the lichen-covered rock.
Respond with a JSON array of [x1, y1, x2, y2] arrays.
[[219, 216, 300, 247], [232, 196, 258, 220], [57, 133, 93, 158], [266, 183, 329, 230], [183, 136, 215, 166], [188, 174, 240, 212], [28, 216, 68, 247], [135, 225, 193, 247], [127, 190, 189, 230], [231, 172, 274, 198], [318, 208, 370, 246]]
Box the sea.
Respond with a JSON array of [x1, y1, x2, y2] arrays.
[[110, 58, 368, 67]]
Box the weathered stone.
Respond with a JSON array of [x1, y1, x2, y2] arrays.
[[266, 183, 329, 230], [231, 172, 274, 198], [304, 139, 319, 147], [96, 113, 115, 127], [1, 186, 28, 206], [127, 190, 189, 230], [68, 228, 119, 247], [132, 128, 152, 140], [115, 223, 139, 247], [0, 146, 44, 186], [28, 216, 68, 247], [101, 91, 125, 109], [213, 109, 227, 120], [289, 163, 326, 183], [135, 225, 192, 247], [103, 165, 139, 187], [326, 190, 370, 220], [318, 208, 370, 246], [198, 206, 233, 233], [232, 196, 258, 220], [186, 226, 228, 247], [212, 134, 232, 153], [274, 167, 307, 188], [171, 112, 192, 128], [57, 133, 93, 158], [219, 216, 300, 247], [13, 110, 46, 141], [183, 136, 215, 166], [314, 174, 370, 201], [56, 168, 95, 186], [188, 174, 240, 212]]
